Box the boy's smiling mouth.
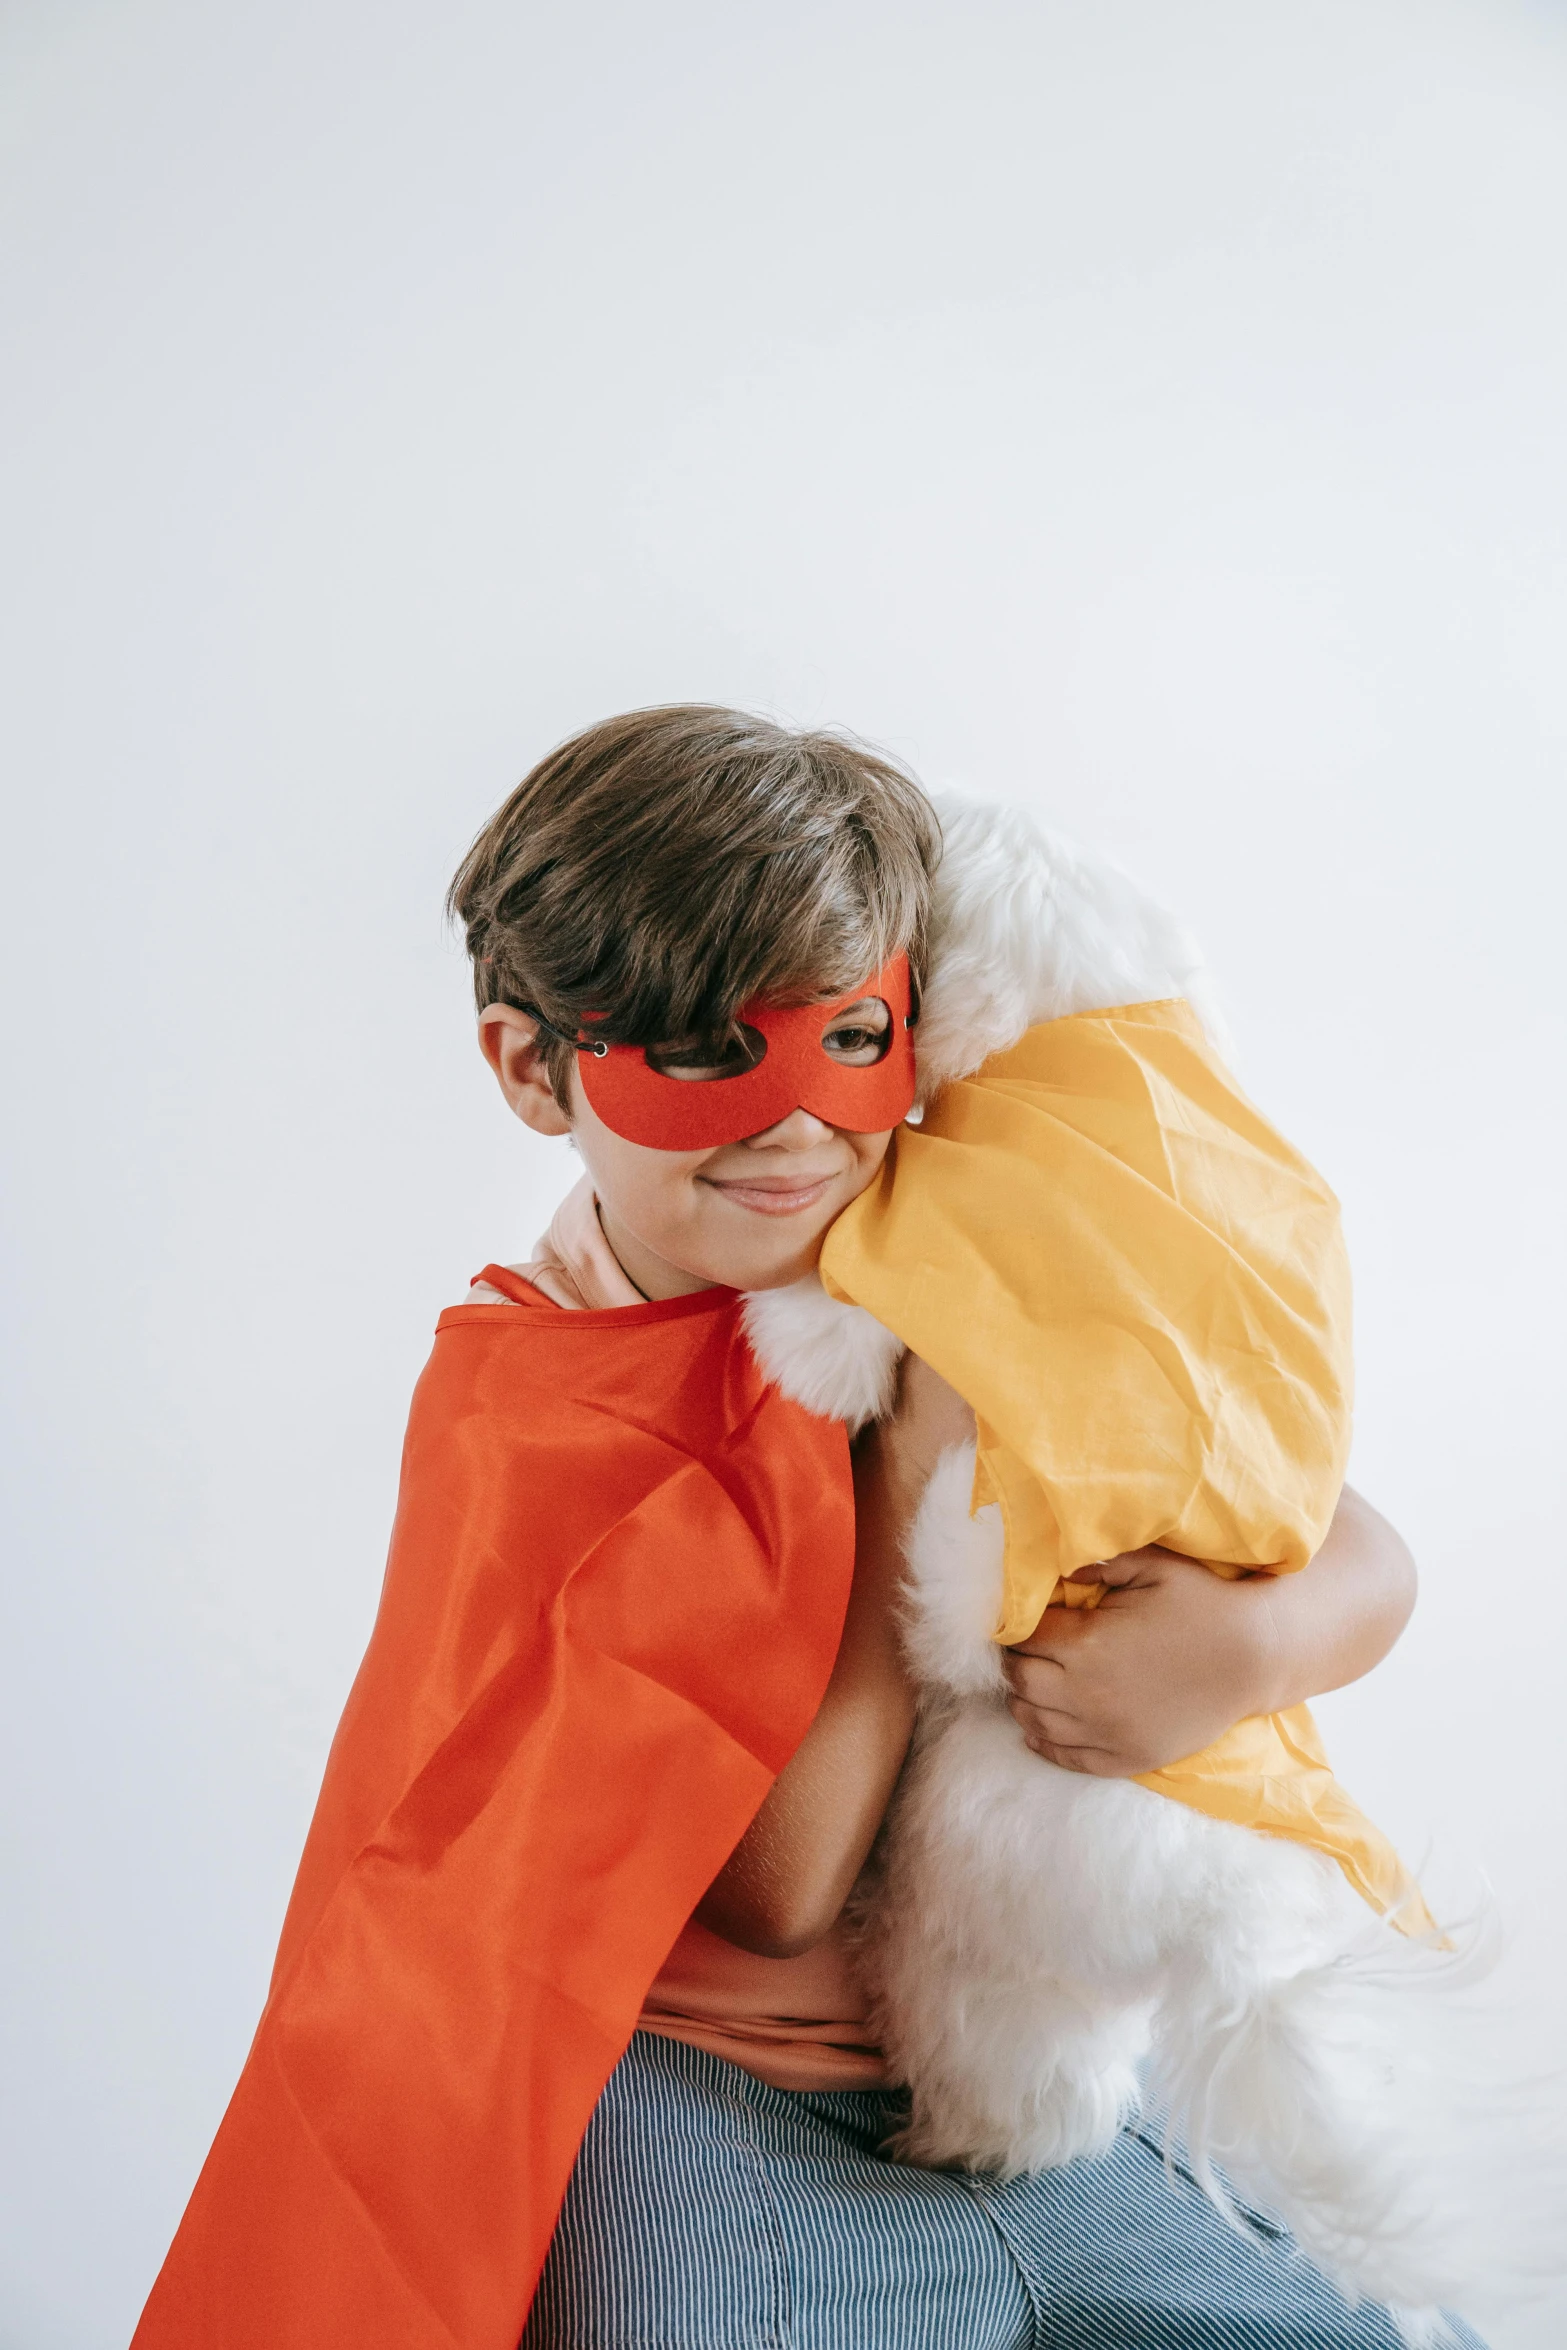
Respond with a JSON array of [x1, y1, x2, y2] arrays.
[[701, 1172, 841, 1216]]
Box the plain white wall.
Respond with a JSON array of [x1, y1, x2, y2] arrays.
[[3, 2, 1564, 2342]]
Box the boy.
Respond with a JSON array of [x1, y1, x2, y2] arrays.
[[133, 706, 1430, 2350]]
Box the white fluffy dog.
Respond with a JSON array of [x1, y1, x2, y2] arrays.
[[743, 794, 1555, 2346]]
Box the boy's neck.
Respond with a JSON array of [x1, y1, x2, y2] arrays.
[[595, 1199, 718, 1302]]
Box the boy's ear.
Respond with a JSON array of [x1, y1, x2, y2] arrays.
[[477, 1006, 573, 1136]]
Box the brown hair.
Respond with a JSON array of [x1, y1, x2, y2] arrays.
[[448, 705, 941, 1107]]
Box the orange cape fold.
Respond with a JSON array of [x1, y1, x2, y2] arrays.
[[132, 1275, 854, 2350]]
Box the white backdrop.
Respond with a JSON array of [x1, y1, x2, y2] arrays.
[[3, 3, 1565, 2343]]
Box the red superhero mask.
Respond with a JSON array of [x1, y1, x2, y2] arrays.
[[576, 955, 917, 1149]]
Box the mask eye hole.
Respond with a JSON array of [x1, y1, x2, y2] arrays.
[[821, 998, 892, 1068], [645, 1023, 768, 1082]]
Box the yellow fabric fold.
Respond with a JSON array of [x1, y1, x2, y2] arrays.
[[1146, 1707, 1430, 1931], [821, 999, 1430, 1933]]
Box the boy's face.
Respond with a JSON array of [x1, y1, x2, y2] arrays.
[[480, 997, 899, 1300]]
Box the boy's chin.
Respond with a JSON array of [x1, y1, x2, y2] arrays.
[[723, 1228, 827, 1295]]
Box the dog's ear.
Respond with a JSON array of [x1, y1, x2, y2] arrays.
[[742, 1272, 904, 1432], [915, 793, 1232, 1102]]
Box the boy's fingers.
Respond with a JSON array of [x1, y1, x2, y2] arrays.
[[1002, 1645, 1066, 1690], [1005, 1695, 1083, 1746], [1009, 1690, 1149, 1767], [1006, 1557, 1169, 1652], [1006, 1613, 1095, 1664], [1003, 1647, 1098, 1704], [1066, 1546, 1170, 1591], [1001, 1658, 1069, 1714], [1018, 1730, 1137, 1778]]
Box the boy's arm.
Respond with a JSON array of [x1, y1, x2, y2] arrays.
[[694, 1357, 969, 1960], [1002, 1488, 1418, 1778], [697, 1358, 1419, 1950]]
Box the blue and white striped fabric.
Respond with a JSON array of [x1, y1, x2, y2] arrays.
[[523, 2032, 1485, 2349]]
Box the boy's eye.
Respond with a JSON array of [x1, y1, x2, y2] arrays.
[[821, 1000, 892, 1067], [644, 997, 893, 1080], [646, 1024, 767, 1082]]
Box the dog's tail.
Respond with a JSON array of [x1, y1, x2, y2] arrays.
[[1148, 1896, 1563, 2347]]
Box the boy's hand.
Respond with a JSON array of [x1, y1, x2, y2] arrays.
[[1001, 1486, 1417, 1778], [1001, 1549, 1277, 1778]]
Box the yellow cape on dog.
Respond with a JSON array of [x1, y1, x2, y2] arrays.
[[821, 998, 1429, 1932]]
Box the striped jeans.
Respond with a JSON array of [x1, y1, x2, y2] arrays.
[[524, 2031, 1485, 2349]]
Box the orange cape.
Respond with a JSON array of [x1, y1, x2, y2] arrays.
[[132, 1273, 854, 2350]]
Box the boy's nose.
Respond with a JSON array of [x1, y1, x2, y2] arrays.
[[744, 1106, 837, 1149]]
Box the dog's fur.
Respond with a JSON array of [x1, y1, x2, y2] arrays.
[[742, 795, 1556, 2344], [909, 790, 1233, 1095]]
